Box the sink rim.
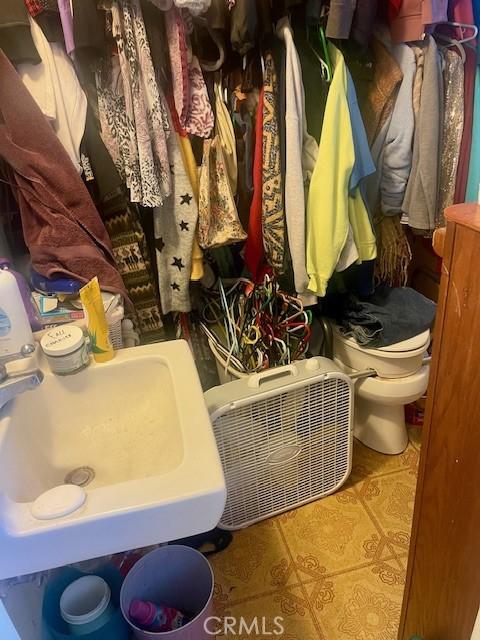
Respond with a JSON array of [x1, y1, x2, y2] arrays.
[[0, 340, 225, 537]]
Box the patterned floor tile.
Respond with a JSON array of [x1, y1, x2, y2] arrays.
[[351, 439, 420, 482], [357, 470, 417, 556], [307, 564, 405, 640], [407, 425, 423, 451], [209, 519, 297, 604], [210, 433, 419, 638], [214, 586, 322, 640], [277, 490, 380, 577]]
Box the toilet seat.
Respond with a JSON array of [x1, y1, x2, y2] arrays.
[[332, 326, 430, 379]]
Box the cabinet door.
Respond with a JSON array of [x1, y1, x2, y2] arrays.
[[400, 223, 480, 639]]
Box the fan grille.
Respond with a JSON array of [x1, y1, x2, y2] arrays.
[[212, 375, 353, 529]]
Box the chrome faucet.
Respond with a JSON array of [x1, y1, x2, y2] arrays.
[[0, 344, 44, 410]]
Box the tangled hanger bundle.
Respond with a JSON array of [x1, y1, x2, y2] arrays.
[[201, 276, 311, 375]]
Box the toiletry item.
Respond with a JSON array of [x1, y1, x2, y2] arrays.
[[40, 325, 89, 375], [60, 575, 115, 636], [128, 598, 186, 632], [0, 266, 34, 358], [79, 277, 114, 363], [32, 291, 84, 326], [31, 268, 81, 295], [0, 259, 41, 330]]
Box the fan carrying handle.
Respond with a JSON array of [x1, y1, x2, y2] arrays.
[[247, 364, 299, 389]]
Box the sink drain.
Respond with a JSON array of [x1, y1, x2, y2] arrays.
[[65, 467, 95, 487]]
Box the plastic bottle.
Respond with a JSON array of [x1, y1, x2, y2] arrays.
[[128, 599, 186, 632], [0, 258, 41, 330], [0, 265, 34, 358]]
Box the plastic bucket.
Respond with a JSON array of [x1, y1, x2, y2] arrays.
[[120, 545, 215, 639], [60, 575, 114, 635], [42, 566, 130, 640]]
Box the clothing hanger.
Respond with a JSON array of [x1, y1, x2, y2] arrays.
[[435, 33, 466, 64], [432, 22, 478, 44], [306, 22, 332, 82]]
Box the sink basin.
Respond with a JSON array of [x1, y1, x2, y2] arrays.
[[0, 340, 226, 579]]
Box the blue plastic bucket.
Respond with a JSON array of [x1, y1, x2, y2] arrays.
[[42, 565, 130, 640]]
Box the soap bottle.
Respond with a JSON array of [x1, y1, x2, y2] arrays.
[[129, 599, 186, 632], [0, 265, 34, 358]]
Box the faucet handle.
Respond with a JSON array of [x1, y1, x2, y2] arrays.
[[0, 343, 36, 366]]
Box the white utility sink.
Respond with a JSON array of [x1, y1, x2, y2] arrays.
[[0, 340, 226, 579]]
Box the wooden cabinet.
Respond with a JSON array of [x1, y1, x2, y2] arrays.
[[399, 204, 480, 639]]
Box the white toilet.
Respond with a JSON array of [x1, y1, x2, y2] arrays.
[[331, 326, 430, 455]]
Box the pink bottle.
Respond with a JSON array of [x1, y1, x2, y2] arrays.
[[129, 599, 186, 632]]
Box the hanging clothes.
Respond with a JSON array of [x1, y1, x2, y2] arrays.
[[25, 0, 44, 18], [402, 35, 442, 232], [449, 0, 477, 204], [154, 128, 199, 314], [18, 16, 87, 174], [214, 81, 238, 195], [410, 43, 425, 124], [0, 50, 127, 298], [276, 17, 318, 303], [389, 0, 448, 44], [351, 0, 379, 47], [350, 37, 403, 147], [72, 0, 106, 61], [261, 52, 285, 275], [466, 0, 480, 202], [174, 0, 211, 15], [326, 0, 356, 40], [306, 44, 376, 297], [244, 86, 266, 280], [96, 0, 172, 208], [466, 64, 480, 202], [380, 42, 416, 215], [292, 16, 329, 143], [437, 49, 464, 224], [197, 83, 246, 250], [338, 69, 376, 273], [184, 54, 215, 138], [105, 203, 164, 337], [0, 0, 40, 64], [58, 0, 75, 56], [164, 6, 190, 127]]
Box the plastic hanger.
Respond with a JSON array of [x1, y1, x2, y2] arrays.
[[306, 23, 332, 82], [317, 24, 332, 80], [432, 21, 478, 52], [435, 33, 466, 63]]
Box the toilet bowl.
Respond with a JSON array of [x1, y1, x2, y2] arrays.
[[332, 327, 430, 454]]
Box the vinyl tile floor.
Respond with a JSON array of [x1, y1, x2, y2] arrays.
[[210, 426, 422, 639]]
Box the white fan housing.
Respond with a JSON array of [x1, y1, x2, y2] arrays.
[[204, 357, 354, 529]]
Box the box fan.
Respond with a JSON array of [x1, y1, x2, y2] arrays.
[[204, 357, 354, 530]]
